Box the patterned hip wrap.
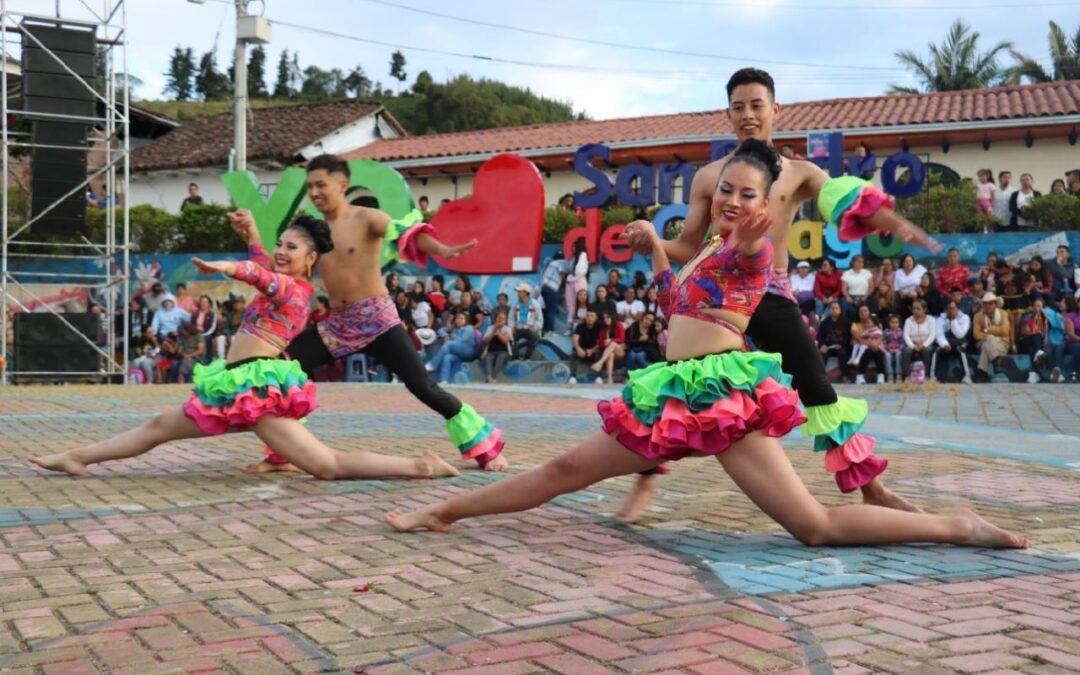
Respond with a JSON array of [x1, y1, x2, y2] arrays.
[[598, 351, 805, 462], [317, 294, 401, 359], [766, 267, 797, 301], [182, 357, 318, 435]]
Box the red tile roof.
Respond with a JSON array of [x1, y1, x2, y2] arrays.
[[131, 100, 403, 171], [348, 81, 1080, 164]]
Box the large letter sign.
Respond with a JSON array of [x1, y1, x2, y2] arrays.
[[220, 167, 309, 248], [573, 144, 613, 209]]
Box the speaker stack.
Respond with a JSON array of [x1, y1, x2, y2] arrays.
[[12, 313, 100, 374], [20, 19, 97, 237]]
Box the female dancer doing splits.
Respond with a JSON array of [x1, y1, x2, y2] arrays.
[[385, 141, 1025, 551], [32, 214, 459, 482]]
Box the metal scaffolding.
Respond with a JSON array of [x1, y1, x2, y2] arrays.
[[1, 0, 129, 384]]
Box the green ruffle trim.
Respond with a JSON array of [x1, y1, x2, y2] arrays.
[[621, 351, 791, 425], [817, 176, 868, 226], [191, 358, 308, 407], [802, 396, 869, 451], [447, 402, 489, 451], [380, 208, 424, 269]]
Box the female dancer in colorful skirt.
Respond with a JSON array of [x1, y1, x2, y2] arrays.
[[385, 140, 1026, 550], [32, 214, 459, 481]]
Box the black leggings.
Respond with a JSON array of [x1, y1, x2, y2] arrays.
[[286, 323, 462, 420], [746, 293, 838, 408]]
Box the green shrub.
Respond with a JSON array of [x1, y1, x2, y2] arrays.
[[174, 203, 242, 252], [543, 206, 580, 243], [600, 206, 635, 228], [1024, 193, 1080, 230], [895, 183, 998, 234]]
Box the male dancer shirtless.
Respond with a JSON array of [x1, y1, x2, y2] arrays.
[[244, 153, 509, 473], [619, 67, 940, 521]]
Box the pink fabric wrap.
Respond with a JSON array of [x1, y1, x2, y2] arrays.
[[398, 222, 437, 267], [837, 187, 895, 242], [598, 379, 805, 462], [461, 429, 506, 467], [823, 432, 886, 492], [834, 455, 888, 493], [182, 382, 318, 436]]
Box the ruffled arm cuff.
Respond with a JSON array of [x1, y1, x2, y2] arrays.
[[398, 222, 438, 267], [818, 176, 896, 242]]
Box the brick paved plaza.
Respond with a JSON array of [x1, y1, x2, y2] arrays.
[[1, 382, 1079, 674]]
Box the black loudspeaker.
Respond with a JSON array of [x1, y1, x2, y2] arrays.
[[13, 313, 100, 374], [21, 20, 97, 237]]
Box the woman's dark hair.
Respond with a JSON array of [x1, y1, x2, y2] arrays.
[[385, 271, 399, 287], [280, 215, 334, 256], [456, 273, 472, 293], [431, 274, 444, 291], [1066, 296, 1078, 313], [900, 253, 916, 267], [1031, 255, 1044, 267], [198, 294, 212, 307], [316, 295, 330, 310], [632, 270, 647, 287], [723, 139, 782, 194], [132, 296, 146, 310], [819, 258, 834, 271]]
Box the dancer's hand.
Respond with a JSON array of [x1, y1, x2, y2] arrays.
[[733, 212, 773, 249], [192, 257, 236, 276], [439, 238, 478, 260], [894, 219, 943, 253], [621, 220, 657, 254], [229, 209, 259, 244]]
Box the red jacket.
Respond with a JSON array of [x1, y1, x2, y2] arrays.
[[598, 322, 626, 350], [814, 270, 843, 300], [936, 264, 972, 295]]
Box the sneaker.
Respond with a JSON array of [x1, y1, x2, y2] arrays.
[[568, 376, 577, 386], [961, 375, 973, 384], [877, 374, 886, 384], [425, 362, 436, 372], [855, 374, 866, 384], [1052, 367, 1062, 383], [595, 376, 604, 385], [1035, 350, 1046, 364], [1027, 371, 1040, 384]]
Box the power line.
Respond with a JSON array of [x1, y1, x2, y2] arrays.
[[589, 0, 1080, 7], [359, 0, 911, 72]]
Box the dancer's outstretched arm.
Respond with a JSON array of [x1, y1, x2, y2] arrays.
[[414, 232, 478, 260]]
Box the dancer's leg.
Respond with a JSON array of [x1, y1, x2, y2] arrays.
[[715, 432, 1026, 548], [385, 430, 661, 532], [251, 415, 459, 480], [31, 408, 207, 476]]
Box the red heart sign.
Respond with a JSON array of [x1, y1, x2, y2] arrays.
[[430, 154, 545, 274]]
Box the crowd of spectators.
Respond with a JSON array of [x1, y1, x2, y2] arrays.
[[975, 169, 1080, 231], [798, 244, 1080, 384]]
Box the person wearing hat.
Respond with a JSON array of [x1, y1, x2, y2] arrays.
[[790, 260, 816, 316], [509, 282, 543, 359], [973, 292, 1021, 382]]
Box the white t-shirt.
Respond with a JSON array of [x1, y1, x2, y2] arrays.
[[1014, 190, 1035, 227], [894, 265, 927, 295], [616, 299, 645, 323], [841, 268, 873, 297], [790, 271, 816, 294], [411, 301, 432, 328], [994, 186, 1016, 223]]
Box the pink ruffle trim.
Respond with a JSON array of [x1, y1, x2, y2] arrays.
[[461, 428, 506, 468], [598, 379, 806, 462], [823, 432, 877, 473], [263, 446, 290, 464], [398, 222, 436, 267], [837, 188, 895, 242], [182, 382, 318, 436], [835, 455, 888, 493]]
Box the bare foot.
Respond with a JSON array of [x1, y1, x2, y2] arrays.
[[614, 475, 655, 523], [419, 451, 461, 478], [30, 453, 87, 477], [862, 483, 923, 513], [385, 506, 453, 533], [483, 454, 510, 472], [953, 508, 1028, 549], [243, 460, 302, 474]]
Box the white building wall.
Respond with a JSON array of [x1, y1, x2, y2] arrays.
[[129, 167, 282, 211]]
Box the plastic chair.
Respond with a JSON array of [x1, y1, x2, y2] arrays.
[[344, 353, 369, 383]]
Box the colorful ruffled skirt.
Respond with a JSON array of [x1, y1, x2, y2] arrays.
[[803, 397, 887, 493], [182, 358, 318, 435], [598, 352, 805, 461]]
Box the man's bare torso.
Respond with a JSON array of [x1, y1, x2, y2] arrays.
[[317, 204, 392, 308]]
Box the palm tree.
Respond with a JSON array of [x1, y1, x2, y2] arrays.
[[1005, 21, 1080, 83], [889, 19, 1013, 94]]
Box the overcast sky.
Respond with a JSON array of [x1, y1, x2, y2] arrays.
[[9, 0, 1076, 120]]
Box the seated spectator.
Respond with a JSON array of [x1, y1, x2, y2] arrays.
[[654, 316, 669, 359], [481, 310, 513, 383], [841, 255, 873, 314], [615, 286, 644, 327], [642, 285, 664, 320], [813, 259, 843, 317], [409, 280, 428, 304], [509, 283, 543, 359], [848, 304, 876, 370], [125, 297, 153, 358], [817, 301, 850, 367], [425, 311, 478, 384], [130, 326, 160, 384], [410, 293, 434, 331], [625, 312, 661, 372], [427, 275, 447, 315], [173, 321, 205, 382], [902, 299, 937, 382], [935, 301, 973, 383], [866, 280, 897, 324], [632, 270, 649, 300], [936, 248, 972, 295], [569, 309, 602, 384], [873, 257, 896, 290], [606, 269, 627, 299], [156, 331, 181, 383], [854, 322, 886, 384], [997, 263, 1030, 312], [385, 271, 401, 297], [1046, 245, 1075, 300], [460, 291, 484, 331], [894, 254, 927, 315], [1017, 296, 1052, 383], [590, 284, 617, 322], [494, 292, 510, 320], [790, 261, 816, 316], [149, 295, 190, 340], [916, 272, 945, 317], [472, 289, 493, 314], [973, 292, 1021, 382], [174, 283, 197, 314], [960, 279, 984, 317], [191, 295, 217, 364], [590, 311, 627, 385], [569, 288, 589, 331], [1028, 256, 1054, 299], [882, 314, 904, 383], [1063, 296, 1080, 382]]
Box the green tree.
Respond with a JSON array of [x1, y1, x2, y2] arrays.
[[389, 50, 407, 92], [164, 46, 197, 101], [412, 69, 434, 95], [247, 45, 269, 98], [1006, 21, 1080, 83], [888, 19, 1013, 93], [273, 48, 294, 98], [195, 50, 230, 101], [344, 66, 372, 98], [300, 65, 345, 99]]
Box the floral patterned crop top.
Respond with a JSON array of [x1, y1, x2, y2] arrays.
[[233, 245, 314, 352], [654, 234, 773, 335]]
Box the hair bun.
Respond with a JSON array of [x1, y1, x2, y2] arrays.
[[734, 139, 782, 183], [290, 215, 335, 255]]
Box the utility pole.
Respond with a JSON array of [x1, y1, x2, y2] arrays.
[[233, 0, 248, 172]]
